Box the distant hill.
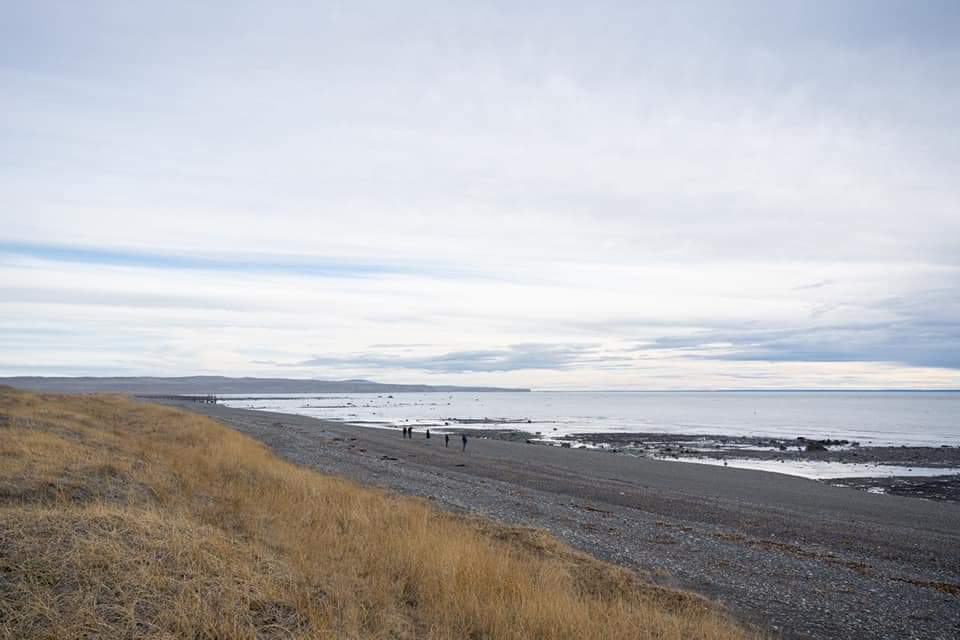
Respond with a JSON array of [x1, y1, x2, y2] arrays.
[[0, 376, 529, 394]]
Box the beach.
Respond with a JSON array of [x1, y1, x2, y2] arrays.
[[170, 400, 960, 640]]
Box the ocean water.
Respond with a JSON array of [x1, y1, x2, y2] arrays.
[[220, 390, 960, 448]]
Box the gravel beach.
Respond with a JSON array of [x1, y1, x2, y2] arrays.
[[169, 401, 960, 640]]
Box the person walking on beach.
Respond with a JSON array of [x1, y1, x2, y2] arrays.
[[444, 434, 449, 448], [425, 429, 431, 440], [461, 434, 468, 452]]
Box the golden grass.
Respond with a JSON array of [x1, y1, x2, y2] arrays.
[[0, 387, 759, 639]]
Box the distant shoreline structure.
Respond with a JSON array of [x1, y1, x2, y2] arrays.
[[0, 376, 530, 394]]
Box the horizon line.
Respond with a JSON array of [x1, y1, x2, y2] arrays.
[[2, 375, 958, 393]]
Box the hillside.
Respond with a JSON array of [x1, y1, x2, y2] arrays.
[[0, 387, 754, 639]]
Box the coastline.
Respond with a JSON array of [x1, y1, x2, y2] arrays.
[[536, 431, 960, 501], [242, 415, 960, 501], [215, 390, 960, 490], [165, 400, 960, 640]]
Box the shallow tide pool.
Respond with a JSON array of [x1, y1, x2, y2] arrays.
[[649, 455, 960, 480]]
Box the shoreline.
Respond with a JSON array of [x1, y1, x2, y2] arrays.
[[543, 431, 960, 502], [553, 431, 960, 466], [166, 400, 960, 640], [327, 423, 960, 501]]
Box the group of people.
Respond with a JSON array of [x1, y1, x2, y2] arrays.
[[401, 426, 468, 451]]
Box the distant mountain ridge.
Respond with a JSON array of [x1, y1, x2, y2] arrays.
[[0, 376, 529, 394]]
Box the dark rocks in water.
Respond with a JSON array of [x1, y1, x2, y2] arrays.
[[512, 430, 960, 473], [796, 437, 850, 451], [830, 475, 960, 503]]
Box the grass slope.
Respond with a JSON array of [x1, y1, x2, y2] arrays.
[[0, 388, 757, 639]]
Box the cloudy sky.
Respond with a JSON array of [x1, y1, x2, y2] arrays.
[[2, 1, 958, 389]]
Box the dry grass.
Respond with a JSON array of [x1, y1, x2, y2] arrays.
[[0, 387, 758, 639]]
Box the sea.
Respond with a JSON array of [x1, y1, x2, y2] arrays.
[[220, 390, 960, 446], [219, 390, 960, 479]]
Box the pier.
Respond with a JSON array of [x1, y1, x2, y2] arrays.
[[138, 394, 220, 404]]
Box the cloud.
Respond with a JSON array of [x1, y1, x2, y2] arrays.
[[637, 319, 960, 370], [0, 240, 486, 280], [297, 343, 620, 373], [794, 279, 834, 291], [367, 343, 434, 349]]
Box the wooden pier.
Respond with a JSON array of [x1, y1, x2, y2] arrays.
[[137, 394, 220, 404]]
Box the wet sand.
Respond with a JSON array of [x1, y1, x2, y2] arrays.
[[167, 401, 960, 640], [448, 429, 960, 501]]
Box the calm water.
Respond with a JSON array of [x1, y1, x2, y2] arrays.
[[220, 390, 960, 447]]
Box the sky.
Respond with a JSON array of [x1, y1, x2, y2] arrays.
[[2, 1, 959, 389]]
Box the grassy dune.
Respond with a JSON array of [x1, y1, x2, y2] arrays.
[[0, 388, 757, 639]]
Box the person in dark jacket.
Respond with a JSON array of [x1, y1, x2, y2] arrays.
[[461, 434, 468, 452], [425, 429, 431, 440], [444, 434, 450, 448]]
